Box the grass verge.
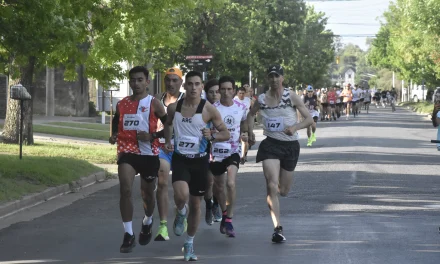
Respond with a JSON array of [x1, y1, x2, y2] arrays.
[[0, 142, 117, 164], [33, 124, 109, 140], [400, 101, 434, 114], [46, 122, 109, 131], [0, 154, 103, 202]]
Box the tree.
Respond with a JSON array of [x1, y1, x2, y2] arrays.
[[0, 0, 218, 144]]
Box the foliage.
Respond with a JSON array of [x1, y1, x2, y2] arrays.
[[368, 0, 440, 87]]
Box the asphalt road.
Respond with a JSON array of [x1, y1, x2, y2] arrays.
[[1, 105, 440, 264]]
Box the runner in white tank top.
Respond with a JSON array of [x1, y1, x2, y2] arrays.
[[163, 71, 230, 261], [248, 64, 313, 244], [235, 87, 251, 164], [209, 76, 249, 238]]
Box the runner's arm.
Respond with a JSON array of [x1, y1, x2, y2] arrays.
[[151, 98, 168, 139], [291, 93, 313, 130], [247, 99, 261, 143], [111, 102, 120, 136], [207, 103, 230, 142], [164, 102, 177, 144]]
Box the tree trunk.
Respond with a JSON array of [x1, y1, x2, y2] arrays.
[[1, 56, 36, 145]]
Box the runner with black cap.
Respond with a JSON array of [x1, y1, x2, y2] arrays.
[[248, 64, 313, 243]]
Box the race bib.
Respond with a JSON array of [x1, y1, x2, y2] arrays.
[[329, 100, 335, 104], [336, 99, 341, 103], [265, 117, 284, 132], [212, 142, 232, 159], [177, 136, 199, 154], [308, 105, 315, 111], [123, 114, 141, 131]]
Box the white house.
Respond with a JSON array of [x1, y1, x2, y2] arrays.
[[344, 68, 355, 86]]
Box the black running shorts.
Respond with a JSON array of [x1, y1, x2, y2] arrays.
[[172, 152, 209, 196], [117, 153, 160, 182], [256, 137, 300, 172], [209, 153, 240, 176]]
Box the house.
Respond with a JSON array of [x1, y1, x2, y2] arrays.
[[344, 67, 356, 86]]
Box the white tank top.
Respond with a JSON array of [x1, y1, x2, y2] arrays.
[[258, 88, 299, 141], [211, 100, 247, 161], [157, 92, 184, 144], [173, 99, 209, 157], [234, 96, 251, 115]]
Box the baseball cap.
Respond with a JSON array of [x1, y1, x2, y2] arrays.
[[306, 85, 314, 92], [267, 65, 284, 76], [165, 67, 183, 79]]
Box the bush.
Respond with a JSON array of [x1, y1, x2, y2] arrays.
[[89, 101, 97, 117]]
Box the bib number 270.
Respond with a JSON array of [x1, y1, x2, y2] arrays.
[[124, 120, 139, 126]]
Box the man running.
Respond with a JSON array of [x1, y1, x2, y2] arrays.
[[203, 79, 223, 225], [352, 84, 361, 117], [163, 71, 230, 261], [209, 76, 248, 238], [304, 85, 319, 146], [234, 87, 251, 164], [327, 86, 337, 120], [109, 66, 168, 253], [248, 65, 313, 243], [151, 67, 185, 241]]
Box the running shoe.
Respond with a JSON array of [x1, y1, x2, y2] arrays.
[[173, 205, 188, 236], [120, 232, 136, 253], [220, 216, 226, 234], [205, 199, 214, 225], [139, 218, 153, 245], [183, 242, 198, 261], [154, 222, 170, 241], [307, 138, 312, 147], [224, 221, 235, 237], [311, 133, 316, 142], [272, 226, 286, 243], [212, 203, 222, 222]]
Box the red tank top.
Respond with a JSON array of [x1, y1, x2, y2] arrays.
[[117, 95, 159, 155]]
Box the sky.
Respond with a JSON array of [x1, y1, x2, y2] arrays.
[[306, 0, 392, 50]]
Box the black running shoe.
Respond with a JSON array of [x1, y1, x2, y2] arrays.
[[205, 199, 214, 225], [120, 232, 136, 253], [139, 218, 153, 246], [272, 226, 286, 243]]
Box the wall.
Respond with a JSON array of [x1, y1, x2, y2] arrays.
[[33, 66, 89, 116]]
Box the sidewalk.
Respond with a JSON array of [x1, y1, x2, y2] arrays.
[[0, 114, 111, 125]]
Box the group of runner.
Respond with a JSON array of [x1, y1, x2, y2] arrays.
[[109, 65, 313, 261]]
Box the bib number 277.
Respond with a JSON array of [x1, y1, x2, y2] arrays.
[[178, 141, 195, 148]]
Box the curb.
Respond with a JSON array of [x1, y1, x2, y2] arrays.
[[0, 171, 106, 219]]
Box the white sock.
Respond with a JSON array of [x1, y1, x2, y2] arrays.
[[123, 221, 133, 235], [178, 204, 187, 215], [143, 215, 152, 225], [185, 235, 194, 244]]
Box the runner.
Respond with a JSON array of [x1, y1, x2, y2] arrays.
[[109, 66, 168, 253], [163, 71, 230, 261], [304, 85, 319, 146], [152, 67, 185, 241], [341, 85, 353, 120], [327, 86, 337, 120], [234, 87, 251, 164], [319, 88, 329, 121], [351, 84, 361, 117], [363, 87, 371, 114], [203, 79, 223, 225], [336, 86, 343, 118], [248, 64, 313, 243], [209, 76, 248, 238]]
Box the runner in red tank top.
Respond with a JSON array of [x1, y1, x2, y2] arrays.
[[109, 66, 167, 253], [327, 86, 337, 121]]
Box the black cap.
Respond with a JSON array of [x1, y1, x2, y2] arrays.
[[267, 64, 283, 76]]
